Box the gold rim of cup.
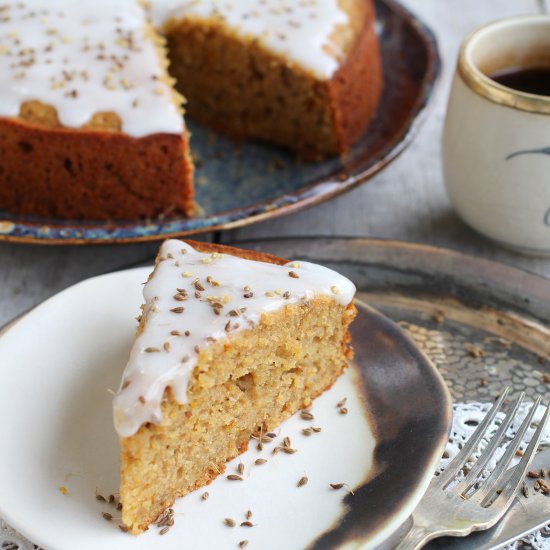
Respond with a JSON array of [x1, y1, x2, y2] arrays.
[[457, 15, 550, 115]]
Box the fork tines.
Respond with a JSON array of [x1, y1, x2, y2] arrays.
[[437, 387, 550, 508]]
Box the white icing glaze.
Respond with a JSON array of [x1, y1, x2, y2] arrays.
[[114, 240, 356, 437], [148, 0, 349, 79], [0, 0, 183, 137]]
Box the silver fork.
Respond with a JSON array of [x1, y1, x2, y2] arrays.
[[396, 388, 550, 550]]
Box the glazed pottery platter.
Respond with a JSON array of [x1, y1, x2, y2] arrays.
[[0, 265, 451, 548], [0, 0, 439, 244]]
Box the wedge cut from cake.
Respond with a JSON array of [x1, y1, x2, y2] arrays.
[[114, 239, 357, 534]]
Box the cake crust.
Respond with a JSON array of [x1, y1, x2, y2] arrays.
[[0, 116, 194, 220]]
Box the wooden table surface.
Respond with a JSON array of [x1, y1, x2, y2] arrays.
[[0, 0, 548, 328]]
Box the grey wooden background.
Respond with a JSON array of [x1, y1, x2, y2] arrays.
[[0, 0, 548, 328]]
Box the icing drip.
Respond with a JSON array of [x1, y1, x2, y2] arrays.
[[148, 0, 349, 79], [0, 0, 183, 137], [114, 240, 356, 437]]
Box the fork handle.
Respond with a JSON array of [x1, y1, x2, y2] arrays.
[[395, 525, 434, 550]]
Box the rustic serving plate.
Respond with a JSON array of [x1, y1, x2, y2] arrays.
[[0, 0, 440, 244], [0, 268, 450, 550]]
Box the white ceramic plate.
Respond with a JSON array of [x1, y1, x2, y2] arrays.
[[0, 267, 451, 550]]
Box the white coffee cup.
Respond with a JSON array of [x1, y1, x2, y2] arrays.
[[442, 15, 550, 255]]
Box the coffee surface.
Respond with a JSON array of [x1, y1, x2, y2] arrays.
[[489, 66, 550, 97]]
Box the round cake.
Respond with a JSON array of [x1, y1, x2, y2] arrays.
[[0, 0, 382, 221]]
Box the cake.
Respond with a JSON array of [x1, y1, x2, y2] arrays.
[[113, 239, 357, 534], [150, 0, 382, 160], [0, 0, 381, 221]]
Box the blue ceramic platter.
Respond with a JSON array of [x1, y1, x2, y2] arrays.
[[0, 0, 440, 244]]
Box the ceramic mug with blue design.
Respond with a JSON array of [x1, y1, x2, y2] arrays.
[[443, 15, 550, 255]]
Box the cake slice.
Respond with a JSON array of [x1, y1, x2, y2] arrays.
[[114, 239, 357, 534], [149, 0, 382, 159], [0, 0, 193, 221]]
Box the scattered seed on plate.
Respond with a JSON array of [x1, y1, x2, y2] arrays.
[[255, 458, 267, 465], [300, 411, 314, 420], [340, 407, 348, 415], [336, 398, 347, 408], [227, 474, 243, 481], [119, 524, 128, 533], [239, 541, 248, 548], [201, 492, 209, 501], [297, 476, 308, 488], [159, 526, 170, 535], [224, 518, 236, 527], [312, 427, 322, 433], [241, 521, 254, 527], [522, 482, 529, 498], [102, 512, 113, 521], [246, 510, 252, 520], [330, 483, 345, 490], [302, 428, 313, 436], [237, 463, 245, 475]]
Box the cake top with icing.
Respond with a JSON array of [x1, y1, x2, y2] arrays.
[[0, 0, 183, 137], [148, 0, 349, 79], [113, 240, 356, 437]]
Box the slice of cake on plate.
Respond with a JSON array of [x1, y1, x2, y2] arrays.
[[113, 239, 357, 534]]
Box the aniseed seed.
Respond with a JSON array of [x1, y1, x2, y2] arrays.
[[239, 541, 248, 548], [201, 492, 209, 500], [301, 411, 314, 420], [337, 398, 347, 408], [240, 521, 254, 527], [102, 512, 112, 521], [246, 510, 252, 519], [312, 427, 322, 433], [340, 407, 348, 415], [224, 518, 236, 527], [281, 447, 297, 454], [237, 463, 245, 475], [96, 494, 106, 502], [170, 307, 184, 314], [118, 524, 128, 532], [227, 474, 243, 481], [255, 458, 267, 465], [171, 330, 181, 336], [528, 471, 540, 479], [297, 476, 308, 487], [144, 347, 160, 353], [283, 436, 291, 447], [288, 271, 299, 278], [108, 494, 115, 504], [159, 526, 170, 535], [330, 483, 345, 490], [522, 482, 529, 498], [302, 428, 313, 436]]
